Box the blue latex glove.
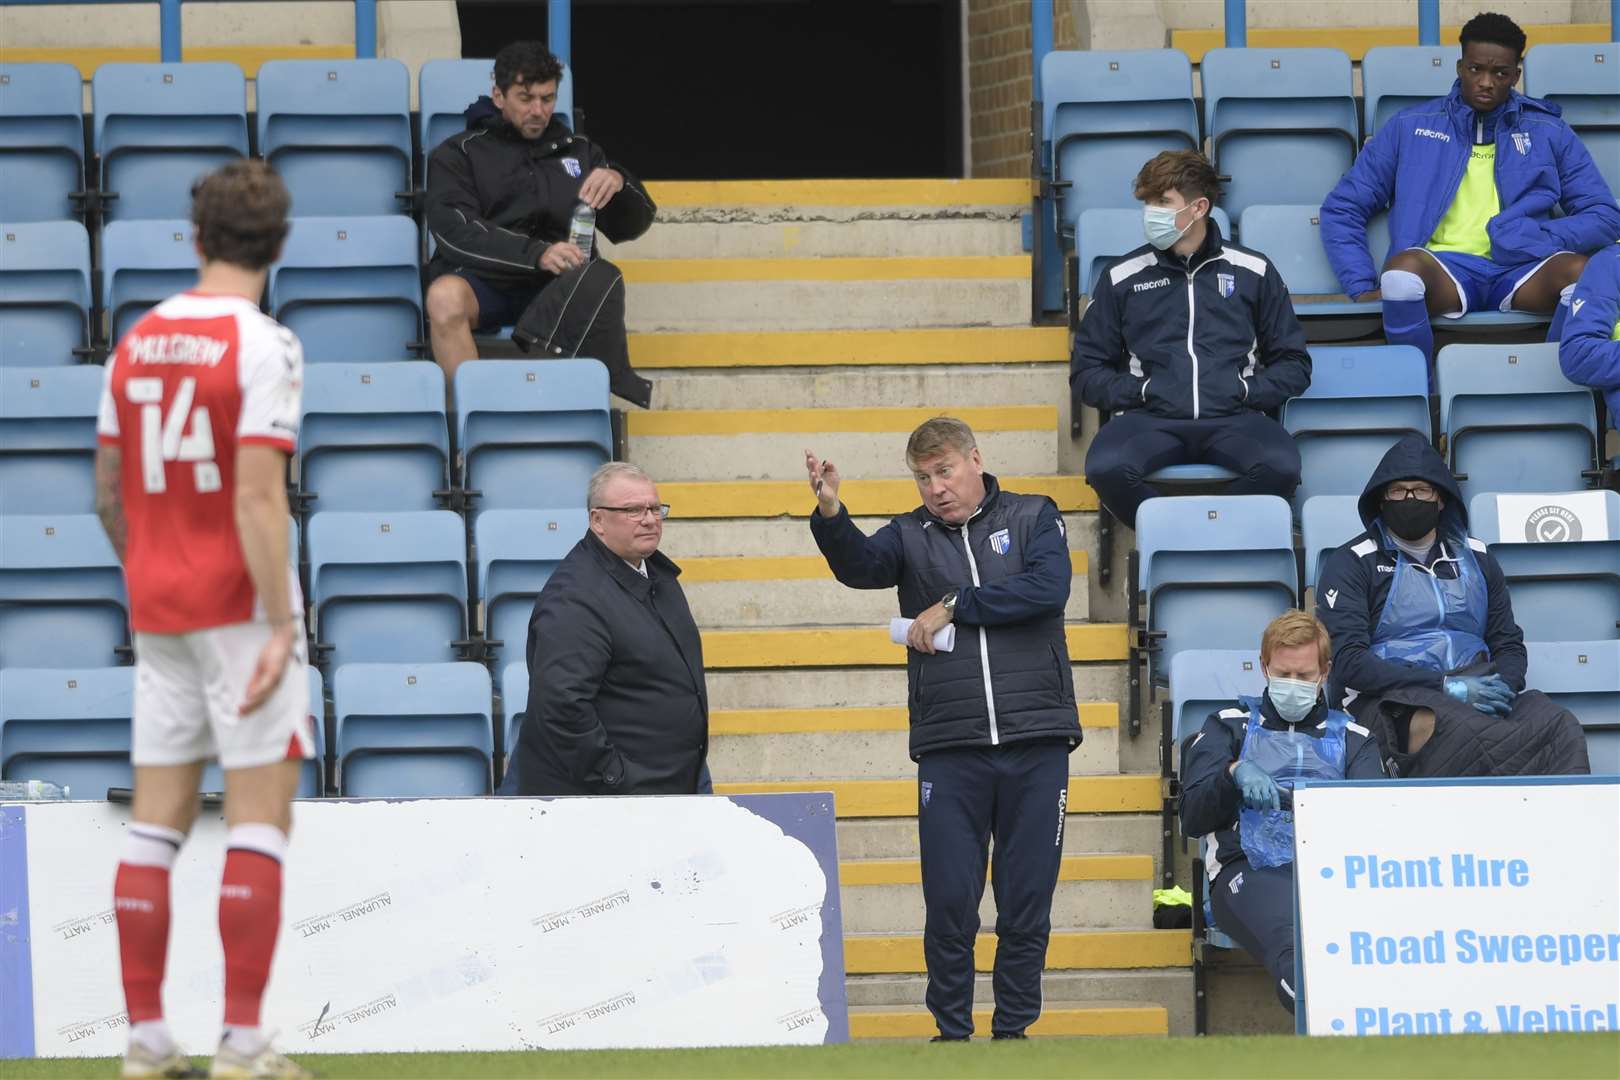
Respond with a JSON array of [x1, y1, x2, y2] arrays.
[[1444, 674, 1515, 717], [1231, 761, 1281, 810]]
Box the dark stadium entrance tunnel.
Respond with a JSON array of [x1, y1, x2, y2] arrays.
[[456, 0, 966, 180]]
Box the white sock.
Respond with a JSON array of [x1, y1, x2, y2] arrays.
[[130, 1019, 175, 1055], [224, 1025, 265, 1055], [1559, 282, 1576, 307]]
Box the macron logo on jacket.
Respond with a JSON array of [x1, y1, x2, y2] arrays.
[[1133, 277, 1173, 293], [1414, 127, 1451, 142]]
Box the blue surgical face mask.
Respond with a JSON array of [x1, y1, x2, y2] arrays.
[[1143, 202, 1199, 250], [1266, 676, 1321, 725]]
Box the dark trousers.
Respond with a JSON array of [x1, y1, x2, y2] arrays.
[[510, 258, 650, 407], [917, 739, 1070, 1038], [1084, 411, 1302, 528], [1211, 860, 1298, 1014]]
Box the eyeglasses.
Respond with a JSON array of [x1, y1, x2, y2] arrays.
[[1385, 484, 1438, 502], [592, 503, 670, 520]]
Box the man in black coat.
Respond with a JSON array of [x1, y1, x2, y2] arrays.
[[424, 41, 657, 407], [510, 463, 708, 795], [1314, 435, 1590, 777], [806, 417, 1080, 1042]]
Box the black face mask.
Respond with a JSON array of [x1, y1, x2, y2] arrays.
[[1383, 497, 1442, 541]]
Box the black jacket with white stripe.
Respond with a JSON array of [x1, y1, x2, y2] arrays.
[[1070, 219, 1312, 420], [425, 97, 656, 287], [1179, 694, 1385, 881]]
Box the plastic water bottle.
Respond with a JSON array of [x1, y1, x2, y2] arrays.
[[0, 780, 70, 801], [568, 202, 596, 260]]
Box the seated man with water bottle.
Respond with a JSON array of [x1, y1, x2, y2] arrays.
[[1180, 610, 1386, 1014], [424, 40, 657, 407]]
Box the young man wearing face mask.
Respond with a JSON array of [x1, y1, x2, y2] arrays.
[[1314, 435, 1591, 778], [1180, 610, 1385, 1014], [1071, 150, 1312, 529]]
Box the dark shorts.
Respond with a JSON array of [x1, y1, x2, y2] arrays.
[[452, 269, 540, 332]]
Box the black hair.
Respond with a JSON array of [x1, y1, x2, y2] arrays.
[[493, 41, 564, 91], [1459, 12, 1527, 60]]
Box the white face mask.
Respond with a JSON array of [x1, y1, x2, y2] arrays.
[[1266, 676, 1322, 724], [1143, 201, 1201, 250]]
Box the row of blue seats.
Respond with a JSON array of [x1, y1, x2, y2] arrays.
[[0, 660, 529, 800], [0, 58, 574, 223]]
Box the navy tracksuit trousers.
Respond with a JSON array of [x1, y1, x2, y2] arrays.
[[917, 739, 1071, 1038], [1211, 860, 1299, 1013]]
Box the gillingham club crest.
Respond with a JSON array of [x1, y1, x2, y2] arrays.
[[989, 529, 1011, 555]]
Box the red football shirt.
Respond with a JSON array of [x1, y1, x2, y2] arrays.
[[97, 291, 303, 633]]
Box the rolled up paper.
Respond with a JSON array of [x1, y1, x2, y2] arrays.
[[890, 617, 956, 652]]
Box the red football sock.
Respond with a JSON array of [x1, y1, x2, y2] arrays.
[[218, 824, 287, 1029], [115, 823, 185, 1025]]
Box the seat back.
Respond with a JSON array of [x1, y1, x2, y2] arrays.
[[1167, 649, 1265, 749], [454, 360, 612, 515], [0, 365, 102, 514], [91, 63, 248, 221], [418, 59, 575, 158], [1200, 48, 1358, 223], [0, 666, 134, 796], [0, 220, 91, 367], [299, 362, 449, 512], [0, 515, 128, 669], [269, 216, 423, 363], [334, 661, 493, 796], [1438, 343, 1599, 503], [1075, 206, 1231, 296], [1524, 640, 1620, 774], [1361, 46, 1461, 137], [475, 508, 587, 682], [0, 62, 86, 222], [1468, 490, 1620, 642], [1300, 495, 1367, 595], [256, 58, 412, 216], [101, 220, 198, 342], [1525, 43, 1620, 193], [1238, 204, 1353, 296]]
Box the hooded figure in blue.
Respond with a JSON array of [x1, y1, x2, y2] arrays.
[[1319, 12, 1620, 363], [1314, 434, 1590, 777]]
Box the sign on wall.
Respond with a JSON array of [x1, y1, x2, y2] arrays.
[[0, 793, 848, 1058]]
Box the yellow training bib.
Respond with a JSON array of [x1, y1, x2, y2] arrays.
[[1428, 143, 1499, 258]]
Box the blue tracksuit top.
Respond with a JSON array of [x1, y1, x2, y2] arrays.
[[1560, 241, 1620, 418], [1320, 82, 1620, 298]]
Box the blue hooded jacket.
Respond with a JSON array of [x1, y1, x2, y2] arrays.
[[1320, 82, 1620, 298], [1559, 242, 1620, 418]]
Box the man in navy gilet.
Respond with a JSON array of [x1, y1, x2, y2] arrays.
[[806, 417, 1081, 1041]]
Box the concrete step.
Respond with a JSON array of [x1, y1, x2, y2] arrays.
[[844, 929, 1191, 974], [625, 405, 1058, 481], [663, 513, 1095, 559], [836, 813, 1162, 863], [621, 256, 1031, 332], [706, 663, 1126, 716], [712, 775, 1159, 818], [839, 854, 1153, 934], [661, 474, 1096, 518], [605, 220, 1021, 260], [848, 1002, 1167, 1039], [708, 703, 1116, 778], [846, 970, 1194, 1036], [628, 326, 1067, 371], [699, 624, 1125, 667], [646, 364, 1067, 412]]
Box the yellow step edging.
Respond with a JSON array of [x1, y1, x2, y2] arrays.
[[618, 256, 1028, 284], [5, 45, 354, 79], [628, 327, 1069, 369], [627, 405, 1056, 437], [844, 930, 1192, 974], [663, 475, 1098, 518], [840, 853, 1153, 887], [1172, 22, 1608, 63], [710, 701, 1115, 735], [645, 179, 1035, 208], [699, 624, 1127, 668], [849, 1004, 1168, 1039], [679, 550, 1089, 583], [712, 775, 1160, 817]]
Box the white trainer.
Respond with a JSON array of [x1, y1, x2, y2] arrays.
[[207, 1035, 312, 1080], [120, 1040, 203, 1079]]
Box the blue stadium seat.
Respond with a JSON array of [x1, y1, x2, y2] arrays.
[[1074, 206, 1231, 297], [500, 660, 527, 766], [454, 359, 611, 517], [200, 667, 325, 797], [1283, 344, 1431, 511], [307, 510, 469, 673], [1040, 50, 1200, 247], [256, 58, 412, 217], [1437, 343, 1601, 504], [1167, 648, 1265, 749], [1525, 43, 1620, 195], [0, 514, 128, 669], [100, 219, 198, 343], [1468, 490, 1620, 643], [0, 365, 101, 515], [0, 62, 87, 221], [268, 216, 423, 363], [0, 220, 92, 366], [1199, 48, 1358, 224], [1133, 495, 1298, 689], [1300, 495, 1367, 596], [91, 62, 247, 222], [333, 661, 493, 797], [1361, 46, 1461, 138], [475, 508, 586, 687], [0, 666, 133, 796], [298, 362, 449, 512], [1524, 640, 1620, 774], [418, 59, 574, 160], [1237, 205, 1380, 317]]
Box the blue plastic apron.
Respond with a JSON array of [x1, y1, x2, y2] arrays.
[[1370, 531, 1489, 675], [1236, 696, 1348, 869]]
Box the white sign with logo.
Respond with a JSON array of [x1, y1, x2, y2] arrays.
[[1493, 491, 1612, 543], [1294, 779, 1620, 1036]]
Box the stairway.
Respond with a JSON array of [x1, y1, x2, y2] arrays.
[[603, 179, 1193, 1038]]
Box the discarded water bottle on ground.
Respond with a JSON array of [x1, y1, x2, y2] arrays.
[[568, 202, 596, 260], [0, 780, 70, 801]]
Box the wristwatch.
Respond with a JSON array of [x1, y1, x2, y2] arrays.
[[941, 590, 958, 617]]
